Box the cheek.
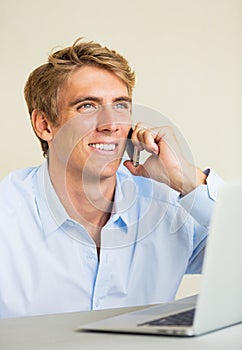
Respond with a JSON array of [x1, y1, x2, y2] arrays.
[[122, 125, 132, 142], [50, 116, 96, 164]]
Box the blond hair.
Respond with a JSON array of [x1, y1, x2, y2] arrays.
[[24, 38, 135, 157]]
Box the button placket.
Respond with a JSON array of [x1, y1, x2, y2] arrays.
[[92, 249, 113, 310]]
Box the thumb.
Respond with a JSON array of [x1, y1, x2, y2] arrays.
[[123, 160, 148, 177]]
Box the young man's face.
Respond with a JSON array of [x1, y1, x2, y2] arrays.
[[49, 65, 132, 180]]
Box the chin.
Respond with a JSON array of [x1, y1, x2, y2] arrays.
[[89, 159, 121, 181], [100, 162, 121, 179]]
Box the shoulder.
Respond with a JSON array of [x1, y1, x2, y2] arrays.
[[0, 166, 40, 213], [0, 166, 39, 190]]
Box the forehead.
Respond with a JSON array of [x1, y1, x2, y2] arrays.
[[59, 65, 129, 100]]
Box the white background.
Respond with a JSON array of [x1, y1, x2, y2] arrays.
[[0, 0, 241, 180]]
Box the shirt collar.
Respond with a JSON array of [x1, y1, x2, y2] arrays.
[[34, 161, 69, 237], [111, 167, 138, 229], [34, 161, 135, 238]]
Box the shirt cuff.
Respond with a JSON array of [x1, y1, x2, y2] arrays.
[[178, 169, 224, 227]]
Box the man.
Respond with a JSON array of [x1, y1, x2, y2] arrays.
[[0, 38, 223, 318]]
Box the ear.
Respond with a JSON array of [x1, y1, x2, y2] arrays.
[[31, 109, 53, 142]]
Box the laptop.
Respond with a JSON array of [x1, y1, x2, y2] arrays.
[[81, 180, 242, 336]]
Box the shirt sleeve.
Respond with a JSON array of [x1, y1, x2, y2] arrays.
[[178, 169, 224, 228]]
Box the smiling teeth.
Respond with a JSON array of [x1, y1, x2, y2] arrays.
[[89, 143, 116, 151]]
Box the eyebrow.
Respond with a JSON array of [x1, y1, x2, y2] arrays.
[[69, 96, 101, 107], [69, 95, 132, 107], [113, 96, 132, 103]]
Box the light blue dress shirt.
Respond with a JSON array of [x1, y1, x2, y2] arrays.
[[0, 161, 223, 318]]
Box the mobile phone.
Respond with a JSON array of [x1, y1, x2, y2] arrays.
[[126, 128, 140, 167]]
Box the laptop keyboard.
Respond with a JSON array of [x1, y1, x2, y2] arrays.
[[139, 308, 195, 327]]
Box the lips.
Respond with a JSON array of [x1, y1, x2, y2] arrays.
[[88, 143, 117, 151]]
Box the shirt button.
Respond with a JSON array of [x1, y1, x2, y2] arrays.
[[86, 254, 96, 261]]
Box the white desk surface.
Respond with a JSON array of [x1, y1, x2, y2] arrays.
[[0, 306, 241, 350]]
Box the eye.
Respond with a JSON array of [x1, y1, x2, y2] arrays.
[[114, 101, 131, 112], [78, 103, 98, 114]]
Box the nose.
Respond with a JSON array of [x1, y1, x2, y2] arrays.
[[96, 105, 119, 133]]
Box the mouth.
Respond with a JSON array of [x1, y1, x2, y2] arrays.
[[88, 143, 118, 151]]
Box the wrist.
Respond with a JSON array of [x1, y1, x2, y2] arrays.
[[180, 167, 207, 196]]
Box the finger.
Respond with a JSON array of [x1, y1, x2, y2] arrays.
[[133, 127, 159, 155], [123, 160, 149, 178], [139, 130, 159, 155], [131, 123, 146, 151], [132, 123, 159, 154]]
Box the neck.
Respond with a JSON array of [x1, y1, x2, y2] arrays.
[[48, 158, 116, 245]]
